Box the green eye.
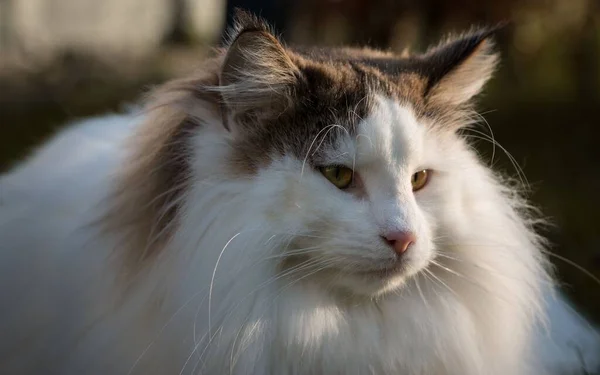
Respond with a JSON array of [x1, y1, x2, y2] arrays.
[[411, 169, 429, 191], [320, 166, 353, 189]]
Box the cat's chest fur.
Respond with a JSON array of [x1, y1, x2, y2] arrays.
[[272, 290, 469, 375], [190, 280, 521, 375]]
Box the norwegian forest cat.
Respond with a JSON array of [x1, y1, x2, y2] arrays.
[[0, 10, 598, 375]]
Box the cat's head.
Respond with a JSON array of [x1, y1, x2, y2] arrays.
[[111, 11, 502, 296]]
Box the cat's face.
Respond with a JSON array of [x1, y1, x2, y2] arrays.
[[186, 16, 500, 297], [251, 96, 450, 296], [120, 14, 500, 297]]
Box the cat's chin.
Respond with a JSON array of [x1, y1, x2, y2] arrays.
[[337, 273, 409, 297], [324, 258, 431, 297]]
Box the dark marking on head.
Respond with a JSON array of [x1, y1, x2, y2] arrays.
[[218, 14, 501, 169]]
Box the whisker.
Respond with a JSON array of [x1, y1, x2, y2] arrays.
[[414, 273, 431, 310], [429, 259, 463, 278], [208, 232, 243, 338], [421, 270, 442, 299], [462, 131, 529, 188], [423, 268, 459, 298], [126, 288, 206, 375], [472, 111, 497, 165], [541, 250, 600, 288], [300, 124, 349, 179], [261, 246, 323, 260], [194, 258, 336, 371], [428, 259, 541, 308], [438, 240, 597, 286], [350, 94, 368, 123], [434, 251, 553, 286]]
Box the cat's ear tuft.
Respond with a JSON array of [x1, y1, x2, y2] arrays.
[[225, 8, 272, 42], [218, 10, 300, 130], [421, 26, 502, 106]]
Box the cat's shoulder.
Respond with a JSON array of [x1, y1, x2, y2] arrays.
[[3, 112, 139, 179], [0, 112, 142, 214]]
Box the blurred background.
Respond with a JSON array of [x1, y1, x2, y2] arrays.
[[0, 0, 599, 324]]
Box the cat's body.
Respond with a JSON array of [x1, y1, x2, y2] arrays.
[[1, 12, 599, 375]]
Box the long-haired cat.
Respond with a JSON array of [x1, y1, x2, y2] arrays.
[[0, 11, 598, 375]]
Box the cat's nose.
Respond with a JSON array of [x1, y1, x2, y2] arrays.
[[382, 231, 416, 255]]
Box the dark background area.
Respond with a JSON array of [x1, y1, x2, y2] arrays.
[[1, 0, 599, 325]]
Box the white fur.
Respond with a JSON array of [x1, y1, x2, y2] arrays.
[[0, 97, 599, 375]]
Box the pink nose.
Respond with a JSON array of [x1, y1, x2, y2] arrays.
[[383, 231, 416, 255]]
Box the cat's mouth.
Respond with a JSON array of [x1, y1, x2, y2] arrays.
[[357, 261, 407, 278]]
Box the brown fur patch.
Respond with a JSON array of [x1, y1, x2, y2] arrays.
[[101, 58, 223, 272]]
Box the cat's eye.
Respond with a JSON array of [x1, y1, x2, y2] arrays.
[[411, 170, 429, 191], [320, 166, 353, 189]]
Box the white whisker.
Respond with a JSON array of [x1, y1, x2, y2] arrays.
[[208, 232, 243, 337]]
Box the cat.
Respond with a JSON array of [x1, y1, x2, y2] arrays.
[[0, 10, 598, 375]]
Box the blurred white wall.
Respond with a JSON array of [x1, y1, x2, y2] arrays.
[[0, 0, 225, 59]]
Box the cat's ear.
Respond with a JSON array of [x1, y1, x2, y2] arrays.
[[218, 10, 300, 130], [421, 27, 501, 106]]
